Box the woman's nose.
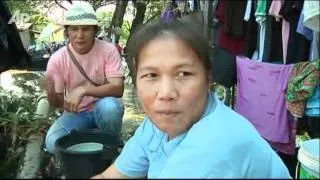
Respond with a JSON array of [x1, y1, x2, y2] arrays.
[[157, 77, 178, 101]]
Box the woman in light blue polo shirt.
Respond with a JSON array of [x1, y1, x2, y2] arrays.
[[92, 20, 291, 179]]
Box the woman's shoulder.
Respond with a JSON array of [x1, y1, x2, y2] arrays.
[[130, 117, 161, 145], [184, 99, 262, 152]]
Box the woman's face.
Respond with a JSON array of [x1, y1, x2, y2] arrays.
[[67, 25, 96, 54], [136, 36, 210, 139]]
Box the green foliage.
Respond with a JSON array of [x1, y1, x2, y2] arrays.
[[96, 4, 130, 45], [30, 14, 52, 32], [145, 0, 165, 23], [0, 91, 34, 127], [210, 83, 228, 103], [97, 11, 113, 26], [119, 0, 164, 45], [5, 0, 53, 32], [0, 72, 56, 148], [6, 0, 38, 16], [97, 11, 113, 33], [119, 19, 131, 45], [88, 0, 115, 10]]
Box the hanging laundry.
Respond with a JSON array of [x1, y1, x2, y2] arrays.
[[244, 0, 253, 22], [235, 56, 293, 153], [269, 0, 284, 22], [215, 0, 246, 55], [296, 7, 319, 62], [253, 0, 267, 61], [222, 0, 247, 37], [255, 0, 267, 19], [297, 10, 313, 41], [269, 113, 296, 155], [269, 0, 290, 64], [243, 0, 258, 58], [262, 1, 283, 63], [211, 47, 236, 88], [303, 0, 320, 32], [305, 84, 320, 117], [279, 0, 310, 64], [286, 59, 320, 118], [310, 32, 320, 61]]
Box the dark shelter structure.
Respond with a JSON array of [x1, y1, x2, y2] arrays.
[[0, 0, 31, 73]]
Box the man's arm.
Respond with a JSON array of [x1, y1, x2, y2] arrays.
[[42, 76, 64, 109], [47, 92, 64, 109], [83, 77, 124, 98]]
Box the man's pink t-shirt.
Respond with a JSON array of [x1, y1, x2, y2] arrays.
[[45, 39, 123, 112]]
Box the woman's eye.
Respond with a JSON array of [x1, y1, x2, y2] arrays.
[[142, 73, 157, 79], [177, 71, 192, 77]]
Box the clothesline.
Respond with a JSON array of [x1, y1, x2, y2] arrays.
[[211, 0, 319, 64], [208, 0, 319, 157]]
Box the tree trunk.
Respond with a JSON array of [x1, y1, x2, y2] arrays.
[[108, 0, 128, 42], [124, 0, 147, 86], [129, 0, 147, 39]]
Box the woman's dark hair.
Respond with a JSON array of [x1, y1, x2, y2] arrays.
[[127, 19, 212, 85]]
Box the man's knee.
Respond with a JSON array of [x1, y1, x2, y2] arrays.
[[95, 97, 124, 134], [96, 97, 124, 117], [45, 123, 68, 154], [44, 113, 76, 154]]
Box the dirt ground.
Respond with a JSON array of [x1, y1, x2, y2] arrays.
[[120, 84, 145, 142]]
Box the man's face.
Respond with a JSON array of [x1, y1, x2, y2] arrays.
[[67, 25, 96, 54]]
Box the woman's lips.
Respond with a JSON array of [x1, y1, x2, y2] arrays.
[[155, 110, 180, 117]]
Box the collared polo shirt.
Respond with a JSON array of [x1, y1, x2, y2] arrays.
[[114, 91, 291, 178]]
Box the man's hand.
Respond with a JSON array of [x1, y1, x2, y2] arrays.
[[64, 86, 86, 112]]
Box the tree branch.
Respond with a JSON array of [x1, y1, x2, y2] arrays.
[[43, 2, 57, 16], [54, 0, 68, 10]]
